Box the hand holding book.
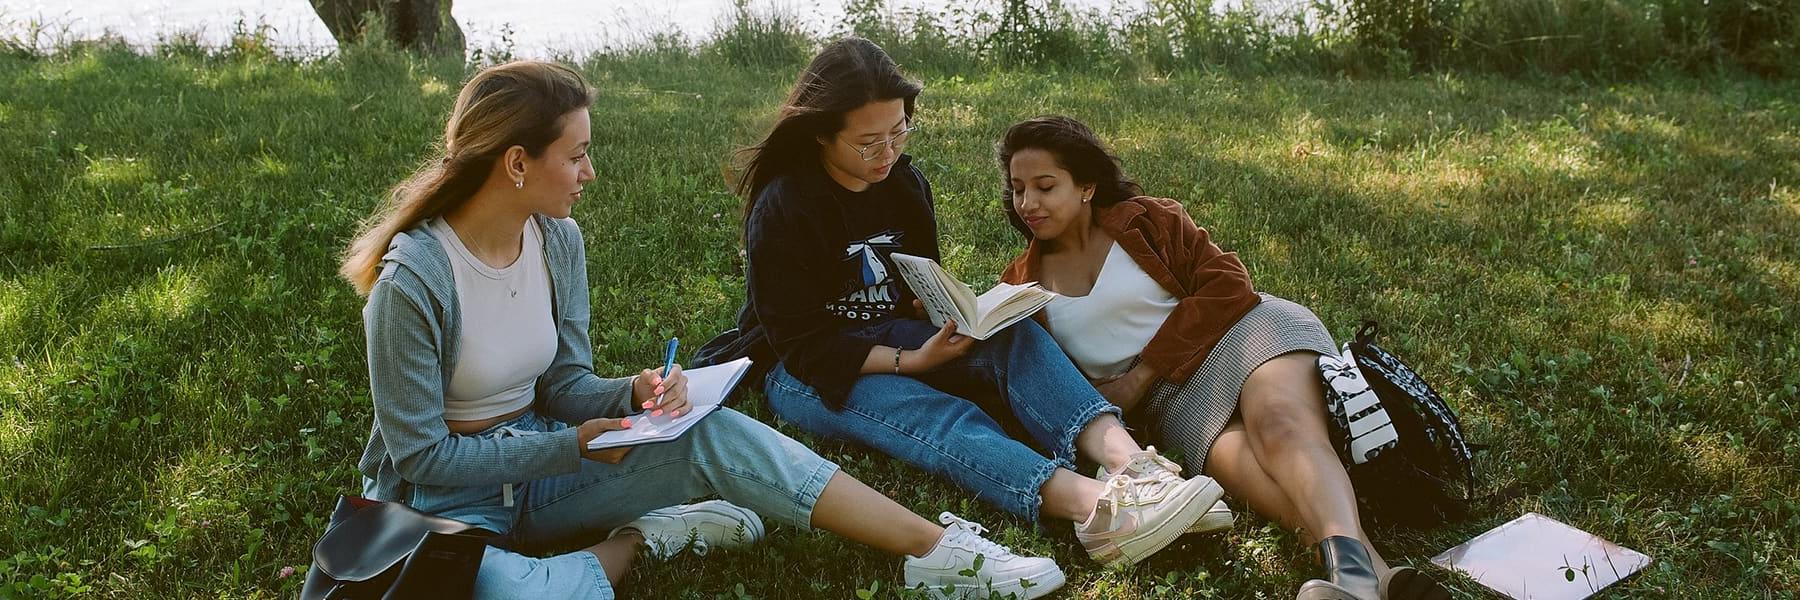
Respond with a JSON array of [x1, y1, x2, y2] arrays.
[[890, 254, 1058, 341], [634, 360, 688, 419], [582, 358, 755, 453], [578, 417, 637, 463], [901, 319, 973, 373]]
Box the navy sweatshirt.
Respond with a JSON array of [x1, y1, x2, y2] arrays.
[[738, 153, 940, 408]]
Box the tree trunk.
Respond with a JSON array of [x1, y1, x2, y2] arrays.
[[309, 0, 465, 57]]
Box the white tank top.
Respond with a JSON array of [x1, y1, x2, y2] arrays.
[[430, 217, 557, 421], [1043, 242, 1179, 379]]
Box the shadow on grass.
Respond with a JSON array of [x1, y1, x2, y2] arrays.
[[4, 48, 1796, 596]]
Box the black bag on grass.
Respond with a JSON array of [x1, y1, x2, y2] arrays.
[[1316, 321, 1477, 527], [300, 495, 488, 600]]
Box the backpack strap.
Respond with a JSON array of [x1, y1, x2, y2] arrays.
[[1355, 320, 1379, 346]]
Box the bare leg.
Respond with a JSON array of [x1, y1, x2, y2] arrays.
[[1238, 352, 1388, 572], [808, 471, 946, 557], [1073, 413, 1143, 473], [1037, 468, 1108, 522], [1204, 420, 1307, 534], [584, 532, 640, 583]]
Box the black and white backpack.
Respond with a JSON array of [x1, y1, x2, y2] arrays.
[[1317, 321, 1477, 527]]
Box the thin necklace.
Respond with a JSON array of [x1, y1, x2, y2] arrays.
[[447, 221, 522, 299]]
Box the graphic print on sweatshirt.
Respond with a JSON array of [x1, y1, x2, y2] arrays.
[[827, 231, 903, 321]]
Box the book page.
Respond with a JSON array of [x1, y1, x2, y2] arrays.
[[973, 281, 1032, 319], [972, 284, 1054, 337], [891, 254, 974, 328], [937, 261, 979, 322]]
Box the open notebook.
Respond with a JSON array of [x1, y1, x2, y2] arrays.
[[890, 253, 1057, 340], [584, 357, 754, 450]]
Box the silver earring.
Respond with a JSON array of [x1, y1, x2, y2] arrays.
[[515, 180, 523, 189]]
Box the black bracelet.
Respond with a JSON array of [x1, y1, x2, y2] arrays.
[[893, 347, 903, 374]]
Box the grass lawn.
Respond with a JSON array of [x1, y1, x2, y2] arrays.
[[1, 42, 1797, 598]]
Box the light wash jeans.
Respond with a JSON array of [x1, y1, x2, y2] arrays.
[[368, 408, 840, 600], [765, 318, 1118, 523]]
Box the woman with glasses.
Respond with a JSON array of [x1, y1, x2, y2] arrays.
[[337, 59, 1068, 600], [693, 38, 1225, 569]]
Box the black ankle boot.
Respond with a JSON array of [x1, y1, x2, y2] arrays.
[[1380, 565, 1452, 600], [1294, 536, 1380, 600]]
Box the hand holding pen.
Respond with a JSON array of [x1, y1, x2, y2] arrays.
[[633, 337, 691, 418]]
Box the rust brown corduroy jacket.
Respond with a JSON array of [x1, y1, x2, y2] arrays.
[[1000, 196, 1261, 386]]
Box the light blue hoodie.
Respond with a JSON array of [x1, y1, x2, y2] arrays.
[[356, 214, 634, 503]]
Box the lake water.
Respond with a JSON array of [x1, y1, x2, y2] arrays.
[[0, 0, 1144, 57]]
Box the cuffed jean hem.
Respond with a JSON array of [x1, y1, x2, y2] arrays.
[[1016, 457, 1062, 524], [788, 459, 840, 530], [472, 545, 615, 600], [1052, 399, 1123, 468], [574, 551, 613, 598]]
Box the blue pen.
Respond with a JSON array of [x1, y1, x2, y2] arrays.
[[655, 337, 679, 408]]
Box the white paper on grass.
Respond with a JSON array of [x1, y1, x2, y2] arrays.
[[585, 357, 754, 450], [1431, 512, 1651, 600]]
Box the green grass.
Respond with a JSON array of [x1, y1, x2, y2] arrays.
[[2, 40, 1798, 599]]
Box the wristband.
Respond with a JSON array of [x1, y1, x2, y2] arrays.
[[893, 347, 903, 374]]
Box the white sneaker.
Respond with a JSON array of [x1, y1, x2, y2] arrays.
[[1076, 447, 1225, 567], [1096, 463, 1235, 535], [607, 499, 765, 560], [1188, 501, 1236, 534], [903, 513, 1065, 600]]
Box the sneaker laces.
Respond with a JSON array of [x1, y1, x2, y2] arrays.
[[937, 512, 1016, 558], [1100, 446, 1184, 480], [1097, 473, 1145, 519], [1127, 446, 1184, 477], [1116, 447, 1185, 503]]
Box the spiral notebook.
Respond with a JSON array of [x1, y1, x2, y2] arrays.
[[584, 357, 753, 450]]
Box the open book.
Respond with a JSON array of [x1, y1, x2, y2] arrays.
[[585, 357, 754, 450], [890, 253, 1057, 341]]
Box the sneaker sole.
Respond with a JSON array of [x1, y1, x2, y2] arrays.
[[682, 500, 766, 552], [1094, 467, 1234, 536], [1185, 503, 1235, 535], [916, 567, 1067, 600], [1106, 479, 1226, 567]]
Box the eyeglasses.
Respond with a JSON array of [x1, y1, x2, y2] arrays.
[[843, 123, 918, 161]]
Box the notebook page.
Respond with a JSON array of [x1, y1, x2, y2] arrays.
[[586, 357, 753, 450]]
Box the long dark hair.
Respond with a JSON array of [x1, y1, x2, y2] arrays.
[[732, 37, 922, 226], [996, 115, 1143, 239], [341, 61, 592, 295]]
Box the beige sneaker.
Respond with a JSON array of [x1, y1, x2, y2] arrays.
[[1076, 448, 1226, 567], [1096, 463, 1234, 535]]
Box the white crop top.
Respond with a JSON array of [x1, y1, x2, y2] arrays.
[[430, 217, 557, 421], [1043, 242, 1179, 379]]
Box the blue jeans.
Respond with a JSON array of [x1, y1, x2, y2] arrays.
[[370, 408, 840, 600], [765, 318, 1118, 523]]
